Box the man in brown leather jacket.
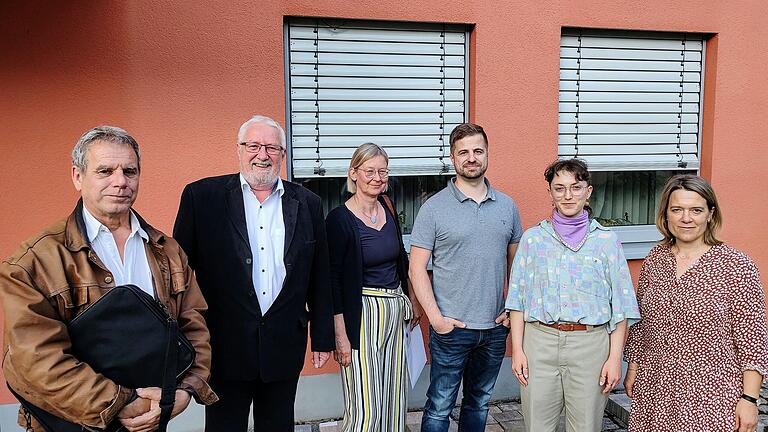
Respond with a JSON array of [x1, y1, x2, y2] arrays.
[[0, 126, 217, 431]]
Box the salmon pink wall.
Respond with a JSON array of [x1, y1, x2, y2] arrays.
[[2, 1, 767, 404]]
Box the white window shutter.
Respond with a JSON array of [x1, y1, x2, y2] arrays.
[[287, 18, 469, 178], [559, 29, 704, 171]]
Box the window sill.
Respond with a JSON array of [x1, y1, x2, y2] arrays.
[[611, 225, 662, 260], [403, 226, 659, 264]]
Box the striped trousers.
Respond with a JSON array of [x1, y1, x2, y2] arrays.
[[340, 287, 413, 432]]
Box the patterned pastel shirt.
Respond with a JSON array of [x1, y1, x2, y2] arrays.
[[505, 219, 640, 333]]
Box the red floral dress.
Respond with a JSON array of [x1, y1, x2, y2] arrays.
[[624, 243, 768, 432]]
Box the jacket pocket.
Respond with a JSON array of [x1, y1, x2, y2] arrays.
[[53, 287, 90, 308], [51, 286, 90, 320], [170, 271, 189, 295], [572, 255, 610, 299]]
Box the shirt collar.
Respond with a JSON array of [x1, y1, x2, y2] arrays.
[[81, 205, 149, 243], [239, 174, 285, 198], [447, 177, 496, 202]]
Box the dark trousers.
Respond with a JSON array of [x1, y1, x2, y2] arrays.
[[205, 376, 300, 432]]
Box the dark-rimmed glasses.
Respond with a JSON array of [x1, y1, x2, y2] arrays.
[[239, 142, 284, 155]]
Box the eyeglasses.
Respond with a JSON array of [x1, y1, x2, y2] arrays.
[[551, 184, 588, 198], [356, 168, 389, 180], [239, 142, 284, 155]]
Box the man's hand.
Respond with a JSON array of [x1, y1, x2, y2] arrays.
[[312, 351, 331, 368], [599, 355, 622, 394], [119, 387, 162, 432], [118, 387, 163, 432], [119, 404, 161, 432], [135, 387, 162, 401], [171, 390, 192, 418], [117, 395, 151, 419], [494, 311, 510, 328], [431, 315, 466, 335]]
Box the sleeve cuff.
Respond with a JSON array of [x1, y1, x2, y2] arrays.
[[98, 386, 134, 427], [740, 364, 768, 379], [179, 372, 219, 405]]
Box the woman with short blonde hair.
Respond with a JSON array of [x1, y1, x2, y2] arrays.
[[326, 143, 422, 432]]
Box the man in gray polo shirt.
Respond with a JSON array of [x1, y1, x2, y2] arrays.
[[409, 123, 522, 432]]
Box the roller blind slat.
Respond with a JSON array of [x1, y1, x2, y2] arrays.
[[287, 18, 468, 177], [558, 29, 704, 171]]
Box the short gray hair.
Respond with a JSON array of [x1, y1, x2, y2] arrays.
[[347, 143, 389, 194], [72, 125, 141, 171], [237, 115, 286, 149]]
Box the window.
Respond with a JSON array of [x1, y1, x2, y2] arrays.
[[284, 18, 469, 225], [559, 28, 705, 258]]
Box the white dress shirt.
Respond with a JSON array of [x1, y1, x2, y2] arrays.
[[82, 206, 155, 297], [240, 174, 287, 313]]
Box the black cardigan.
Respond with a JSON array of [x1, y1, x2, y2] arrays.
[[325, 194, 410, 350]]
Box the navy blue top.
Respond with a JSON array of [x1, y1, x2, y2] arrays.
[[325, 194, 409, 350], [355, 206, 400, 289]]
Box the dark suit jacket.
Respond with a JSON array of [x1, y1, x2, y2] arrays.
[[173, 174, 334, 382]]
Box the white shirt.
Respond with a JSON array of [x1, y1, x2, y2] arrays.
[[240, 174, 286, 313], [82, 206, 155, 297]]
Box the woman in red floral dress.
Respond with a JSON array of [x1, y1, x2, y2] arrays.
[[624, 175, 768, 432]]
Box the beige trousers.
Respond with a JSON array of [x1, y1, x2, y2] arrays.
[[520, 322, 609, 432]]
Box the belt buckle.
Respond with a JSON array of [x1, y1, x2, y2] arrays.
[[559, 323, 576, 331]]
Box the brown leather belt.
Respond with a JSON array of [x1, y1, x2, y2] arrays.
[[541, 322, 590, 331]]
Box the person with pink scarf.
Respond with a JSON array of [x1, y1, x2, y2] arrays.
[[504, 159, 640, 432]]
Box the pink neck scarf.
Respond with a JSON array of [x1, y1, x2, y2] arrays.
[[552, 209, 589, 251]]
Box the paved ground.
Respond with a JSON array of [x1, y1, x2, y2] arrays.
[[295, 386, 768, 432], [294, 398, 628, 432]]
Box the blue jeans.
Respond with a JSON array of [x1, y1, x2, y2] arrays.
[[421, 325, 509, 432]]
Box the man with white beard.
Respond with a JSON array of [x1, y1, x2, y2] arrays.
[[173, 115, 334, 431]]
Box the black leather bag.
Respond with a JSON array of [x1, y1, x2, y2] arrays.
[[10, 284, 195, 432]]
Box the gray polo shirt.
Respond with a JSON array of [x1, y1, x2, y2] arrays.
[[410, 178, 523, 329]]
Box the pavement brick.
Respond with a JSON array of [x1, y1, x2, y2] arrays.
[[499, 421, 526, 432], [492, 409, 523, 422], [606, 392, 632, 427], [318, 420, 339, 431], [450, 406, 460, 420], [406, 410, 424, 425], [602, 418, 622, 430], [498, 402, 521, 412], [760, 414, 768, 432]]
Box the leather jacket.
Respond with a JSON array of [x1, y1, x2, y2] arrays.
[[0, 201, 218, 430]]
